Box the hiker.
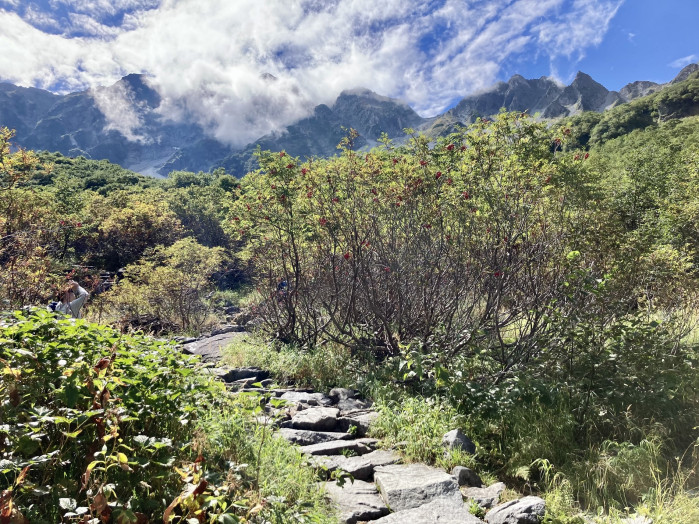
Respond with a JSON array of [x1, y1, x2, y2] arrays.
[[55, 280, 89, 318]]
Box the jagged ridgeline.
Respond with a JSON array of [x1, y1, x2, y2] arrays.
[[0, 63, 697, 177]]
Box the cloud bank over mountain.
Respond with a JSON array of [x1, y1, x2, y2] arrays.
[[0, 0, 623, 146]]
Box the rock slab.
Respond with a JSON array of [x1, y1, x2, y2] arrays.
[[463, 482, 506, 509], [337, 410, 379, 437], [290, 407, 340, 431], [300, 439, 372, 456], [373, 497, 484, 524], [280, 391, 334, 406], [485, 496, 545, 524], [374, 463, 462, 512], [278, 429, 352, 446], [313, 449, 402, 480], [324, 480, 389, 524]]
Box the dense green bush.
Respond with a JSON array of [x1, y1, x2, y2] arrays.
[[0, 310, 336, 523]]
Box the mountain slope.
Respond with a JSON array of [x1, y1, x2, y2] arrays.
[[1, 64, 697, 177]]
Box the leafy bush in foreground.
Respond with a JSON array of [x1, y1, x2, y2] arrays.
[[0, 310, 335, 523], [0, 309, 224, 521]]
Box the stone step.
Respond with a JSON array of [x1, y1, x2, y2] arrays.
[[289, 407, 340, 431], [313, 449, 402, 481], [278, 428, 353, 446], [463, 482, 506, 509], [372, 497, 484, 524], [323, 480, 389, 524], [280, 391, 335, 406], [374, 463, 462, 512], [300, 439, 374, 456], [484, 496, 545, 524]]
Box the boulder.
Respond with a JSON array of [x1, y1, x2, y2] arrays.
[[337, 410, 379, 436], [463, 482, 506, 509], [280, 391, 334, 406], [290, 407, 340, 431], [278, 429, 352, 446], [442, 429, 476, 454], [374, 463, 462, 512], [373, 497, 484, 524], [452, 466, 483, 487], [323, 480, 389, 524], [313, 449, 402, 480], [221, 367, 270, 383], [329, 387, 358, 401], [485, 496, 545, 524], [300, 439, 373, 456]]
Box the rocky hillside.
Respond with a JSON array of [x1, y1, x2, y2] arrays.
[[1, 64, 697, 177]]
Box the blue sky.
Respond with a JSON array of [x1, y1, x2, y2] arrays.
[[508, 0, 699, 90], [0, 0, 696, 145]]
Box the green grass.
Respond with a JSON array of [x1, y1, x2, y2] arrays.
[[221, 336, 359, 390]]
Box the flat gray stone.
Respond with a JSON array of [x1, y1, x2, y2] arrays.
[[210, 325, 246, 335], [290, 407, 340, 431], [313, 449, 402, 480], [181, 332, 244, 363], [324, 480, 389, 524], [374, 464, 462, 512], [485, 496, 545, 524], [278, 428, 352, 446], [300, 439, 372, 456], [336, 398, 373, 411], [452, 466, 483, 487], [337, 410, 379, 436], [281, 391, 334, 406], [373, 497, 484, 524], [463, 482, 506, 509]]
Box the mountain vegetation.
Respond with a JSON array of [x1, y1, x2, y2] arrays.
[[1, 70, 699, 523]]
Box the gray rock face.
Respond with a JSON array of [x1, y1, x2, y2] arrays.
[[329, 387, 357, 401], [463, 482, 506, 509], [277, 428, 352, 446], [280, 391, 334, 406], [336, 398, 373, 411], [324, 480, 389, 524], [290, 407, 340, 431], [331, 88, 426, 141], [619, 80, 661, 101], [300, 439, 372, 456], [181, 332, 246, 363], [337, 410, 379, 437], [671, 63, 699, 84], [313, 449, 402, 480], [452, 466, 483, 487], [373, 497, 484, 524], [374, 464, 462, 512], [485, 496, 545, 524], [442, 429, 476, 454]]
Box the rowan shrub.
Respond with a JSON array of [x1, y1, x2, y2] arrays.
[[231, 112, 594, 372]]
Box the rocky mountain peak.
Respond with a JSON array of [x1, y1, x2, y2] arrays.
[[110, 73, 161, 108], [331, 88, 425, 140], [672, 63, 699, 84]]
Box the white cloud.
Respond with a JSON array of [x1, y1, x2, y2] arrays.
[[50, 0, 160, 21], [669, 54, 698, 69], [23, 4, 63, 32], [91, 80, 150, 143], [0, 0, 624, 146]]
